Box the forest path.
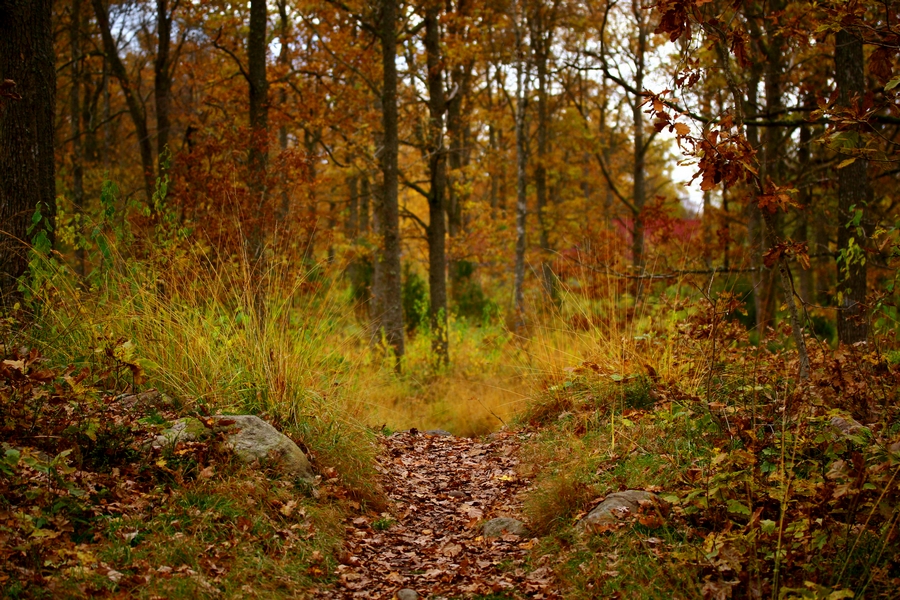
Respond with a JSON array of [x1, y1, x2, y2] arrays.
[[323, 429, 559, 599]]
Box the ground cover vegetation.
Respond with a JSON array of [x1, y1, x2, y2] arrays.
[[2, 0, 900, 598]]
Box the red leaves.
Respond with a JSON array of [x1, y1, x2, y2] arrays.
[[762, 240, 809, 269], [653, 0, 693, 42], [868, 46, 895, 84], [693, 128, 757, 192], [756, 184, 801, 215]]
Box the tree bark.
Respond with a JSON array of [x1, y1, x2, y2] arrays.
[[423, 0, 449, 364], [377, 0, 405, 365], [445, 0, 473, 300], [276, 0, 291, 223], [530, 0, 557, 307], [630, 0, 646, 303], [0, 0, 56, 301], [512, 0, 529, 325], [247, 0, 269, 322], [834, 28, 869, 345], [796, 95, 815, 305], [70, 0, 86, 277], [155, 0, 173, 179], [91, 0, 155, 201]]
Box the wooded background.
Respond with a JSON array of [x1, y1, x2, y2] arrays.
[[2, 0, 899, 365]]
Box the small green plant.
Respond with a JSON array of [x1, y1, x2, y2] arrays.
[[402, 263, 430, 335]]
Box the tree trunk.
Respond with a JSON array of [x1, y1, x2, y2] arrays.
[[303, 128, 318, 259], [630, 0, 646, 303], [445, 0, 473, 302], [834, 28, 869, 345], [91, 0, 155, 202], [0, 0, 56, 302], [370, 174, 385, 343], [796, 95, 815, 305], [377, 0, 405, 365], [70, 0, 86, 277], [247, 0, 269, 322], [155, 0, 173, 180], [742, 62, 771, 337], [512, 0, 529, 325], [276, 0, 291, 223], [424, 1, 449, 364], [531, 3, 557, 307], [487, 63, 502, 219]]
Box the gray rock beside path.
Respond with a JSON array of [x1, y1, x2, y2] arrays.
[[424, 429, 453, 436], [483, 517, 530, 538], [579, 490, 657, 528], [396, 589, 418, 600], [146, 415, 314, 480]]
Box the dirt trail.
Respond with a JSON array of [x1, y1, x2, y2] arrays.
[[324, 429, 558, 599]]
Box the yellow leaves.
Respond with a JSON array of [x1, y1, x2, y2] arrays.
[[30, 528, 61, 540]]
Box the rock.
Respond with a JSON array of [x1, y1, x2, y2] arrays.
[[396, 589, 418, 600], [216, 415, 314, 480], [579, 490, 657, 528], [116, 389, 176, 411], [830, 416, 866, 438], [483, 517, 529, 538], [424, 429, 452, 436], [146, 416, 207, 448], [146, 415, 314, 480]]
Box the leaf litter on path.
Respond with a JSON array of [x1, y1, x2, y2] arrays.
[[324, 430, 559, 599]]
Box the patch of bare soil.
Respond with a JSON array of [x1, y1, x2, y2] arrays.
[[324, 429, 559, 599]]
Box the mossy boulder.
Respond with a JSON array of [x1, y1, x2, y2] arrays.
[[146, 415, 314, 481]]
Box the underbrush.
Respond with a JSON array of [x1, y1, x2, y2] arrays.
[[1, 192, 383, 597], [0, 345, 347, 599], [518, 309, 900, 598], [345, 318, 530, 437]]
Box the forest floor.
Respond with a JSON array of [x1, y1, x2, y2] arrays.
[[318, 429, 558, 600]]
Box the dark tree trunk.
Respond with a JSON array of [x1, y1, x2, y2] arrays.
[[742, 14, 775, 337], [276, 0, 291, 223], [247, 0, 269, 321], [834, 28, 869, 345], [155, 0, 173, 179], [423, 1, 449, 364], [91, 0, 155, 201], [742, 61, 771, 336], [444, 0, 472, 300], [796, 96, 815, 305], [757, 4, 786, 334], [303, 128, 318, 258], [70, 0, 86, 276], [531, 2, 557, 307], [0, 0, 56, 301], [377, 0, 405, 364]]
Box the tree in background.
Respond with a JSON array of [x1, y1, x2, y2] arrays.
[[29, 0, 900, 359], [0, 0, 56, 301]]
